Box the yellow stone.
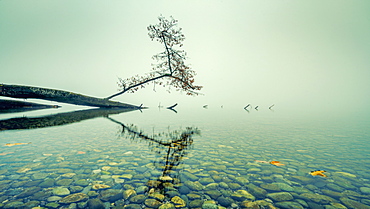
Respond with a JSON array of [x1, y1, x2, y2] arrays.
[[171, 196, 186, 207], [102, 166, 111, 171], [92, 184, 111, 190]]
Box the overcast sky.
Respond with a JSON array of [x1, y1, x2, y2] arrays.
[[1, 1, 369, 113]]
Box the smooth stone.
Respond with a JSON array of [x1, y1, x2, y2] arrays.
[[87, 191, 99, 197], [20, 200, 40, 208], [120, 174, 133, 179], [59, 193, 88, 204], [124, 204, 142, 209], [217, 196, 233, 207], [92, 184, 111, 190], [340, 197, 370, 209], [17, 187, 42, 198], [145, 198, 162, 208], [75, 179, 89, 186], [300, 193, 336, 204], [39, 178, 55, 187], [4, 201, 24, 208], [45, 202, 60, 208], [149, 193, 165, 201], [267, 192, 293, 202], [56, 179, 73, 186], [130, 194, 146, 204], [199, 177, 214, 185], [205, 190, 222, 199], [189, 199, 204, 208], [32, 173, 49, 180], [246, 183, 267, 199], [235, 176, 249, 185], [184, 181, 203, 191], [275, 201, 304, 209], [123, 189, 137, 199], [219, 182, 229, 189], [202, 203, 218, 209], [273, 183, 294, 192], [231, 190, 255, 201], [159, 202, 175, 209], [100, 175, 111, 179], [178, 185, 190, 194], [52, 187, 70, 196], [360, 187, 370, 194], [326, 183, 344, 192], [61, 173, 76, 178], [187, 193, 202, 199], [171, 196, 186, 208], [87, 198, 105, 209], [47, 196, 62, 202], [182, 172, 198, 181], [261, 183, 281, 191], [204, 183, 219, 190], [70, 186, 83, 193], [99, 189, 123, 202]]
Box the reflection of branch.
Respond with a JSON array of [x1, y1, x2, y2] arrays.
[[0, 108, 137, 131], [107, 116, 200, 194]]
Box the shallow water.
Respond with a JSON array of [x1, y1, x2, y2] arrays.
[[0, 106, 369, 208]]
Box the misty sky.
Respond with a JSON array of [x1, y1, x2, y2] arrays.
[[1, 1, 369, 112]]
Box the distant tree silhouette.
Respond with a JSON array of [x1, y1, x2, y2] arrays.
[[106, 15, 202, 100]]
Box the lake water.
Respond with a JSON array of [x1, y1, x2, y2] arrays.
[[0, 105, 370, 209]]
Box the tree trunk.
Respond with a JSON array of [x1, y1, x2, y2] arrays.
[[0, 84, 139, 108]]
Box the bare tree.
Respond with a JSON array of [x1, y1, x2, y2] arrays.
[[106, 15, 203, 100]]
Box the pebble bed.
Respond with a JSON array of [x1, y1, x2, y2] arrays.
[[0, 112, 369, 209]]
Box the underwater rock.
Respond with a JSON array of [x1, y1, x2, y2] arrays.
[[130, 194, 146, 204], [75, 179, 89, 186], [340, 197, 370, 209], [199, 177, 214, 185], [45, 202, 60, 208], [275, 201, 304, 209], [260, 183, 281, 191], [182, 172, 198, 181], [87, 198, 105, 209], [171, 196, 186, 208], [32, 172, 49, 180], [266, 192, 293, 202], [61, 173, 76, 178], [17, 186, 42, 198], [52, 187, 70, 196], [184, 181, 204, 191], [189, 199, 204, 208], [217, 196, 233, 207], [360, 187, 370, 194], [299, 193, 336, 204], [273, 183, 294, 192], [59, 193, 88, 204], [204, 183, 219, 190], [246, 183, 267, 199], [231, 190, 255, 201], [99, 189, 123, 202], [159, 202, 176, 209], [56, 178, 73, 186], [39, 178, 55, 187], [123, 189, 137, 199], [47, 196, 63, 202], [205, 190, 222, 199], [144, 198, 162, 208], [202, 202, 218, 209], [92, 184, 111, 190], [3, 201, 24, 208]]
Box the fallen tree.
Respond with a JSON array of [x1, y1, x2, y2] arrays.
[[0, 84, 139, 108]]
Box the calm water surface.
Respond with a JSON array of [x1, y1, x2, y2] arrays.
[[0, 106, 369, 208]]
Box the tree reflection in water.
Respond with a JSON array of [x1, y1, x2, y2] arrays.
[[107, 117, 200, 196]]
